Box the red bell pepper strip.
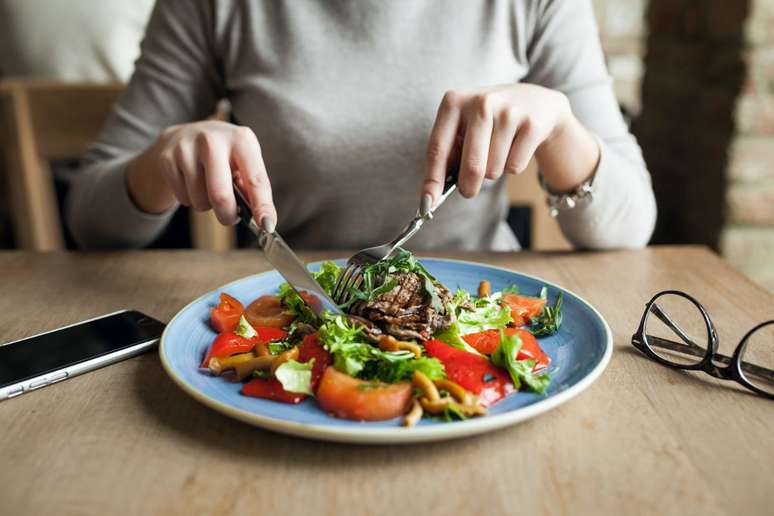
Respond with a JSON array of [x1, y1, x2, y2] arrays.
[[297, 333, 331, 392], [200, 331, 255, 368], [462, 328, 551, 372], [424, 339, 514, 407], [241, 378, 307, 404], [256, 327, 288, 344]]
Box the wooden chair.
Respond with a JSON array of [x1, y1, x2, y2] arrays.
[[0, 79, 234, 251]]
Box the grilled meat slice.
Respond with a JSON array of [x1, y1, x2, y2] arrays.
[[352, 272, 453, 341]]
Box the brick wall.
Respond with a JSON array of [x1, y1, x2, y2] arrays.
[[592, 0, 648, 115], [594, 0, 773, 292], [720, 0, 774, 291]]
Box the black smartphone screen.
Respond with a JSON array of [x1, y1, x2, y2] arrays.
[[0, 310, 166, 388]]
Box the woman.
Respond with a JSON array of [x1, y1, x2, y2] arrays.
[[67, 0, 656, 250]]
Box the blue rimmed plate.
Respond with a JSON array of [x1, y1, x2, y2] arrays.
[[159, 258, 612, 444]]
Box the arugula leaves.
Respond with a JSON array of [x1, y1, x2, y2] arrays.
[[316, 313, 445, 383], [530, 287, 563, 337], [491, 330, 550, 394], [342, 248, 444, 311]]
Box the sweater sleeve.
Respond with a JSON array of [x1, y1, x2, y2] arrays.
[[523, 0, 656, 249], [66, 0, 223, 249]]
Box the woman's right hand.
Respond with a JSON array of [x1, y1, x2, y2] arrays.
[[126, 121, 276, 230]]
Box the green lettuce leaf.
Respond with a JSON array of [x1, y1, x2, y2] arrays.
[[313, 261, 341, 295], [274, 359, 315, 395], [234, 315, 257, 339], [316, 313, 445, 382], [491, 330, 550, 394], [436, 289, 512, 354], [277, 261, 342, 323]]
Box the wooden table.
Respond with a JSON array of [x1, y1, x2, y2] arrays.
[[1, 247, 772, 516]]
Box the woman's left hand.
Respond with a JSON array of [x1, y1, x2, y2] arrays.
[[422, 83, 597, 202]]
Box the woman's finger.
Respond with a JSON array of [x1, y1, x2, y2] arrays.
[[175, 140, 209, 211], [458, 95, 494, 197], [159, 148, 191, 206], [505, 118, 545, 175], [422, 90, 463, 204], [486, 107, 521, 180], [230, 127, 276, 228], [197, 132, 238, 225]]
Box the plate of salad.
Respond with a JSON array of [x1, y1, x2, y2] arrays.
[[160, 250, 612, 444]]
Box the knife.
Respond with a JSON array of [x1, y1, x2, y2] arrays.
[[233, 186, 343, 316]]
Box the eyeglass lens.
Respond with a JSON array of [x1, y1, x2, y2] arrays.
[[643, 293, 709, 367], [739, 322, 774, 396]]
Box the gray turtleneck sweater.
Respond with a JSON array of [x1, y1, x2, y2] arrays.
[[67, 0, 656, 250]]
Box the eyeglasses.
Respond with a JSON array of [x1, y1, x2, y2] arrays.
[[631, 290, 774, 400]]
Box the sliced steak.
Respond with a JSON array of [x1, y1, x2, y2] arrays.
[[351, 272, 454, 341]]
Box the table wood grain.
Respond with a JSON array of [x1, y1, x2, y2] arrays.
[[1, 247, 772, 516]]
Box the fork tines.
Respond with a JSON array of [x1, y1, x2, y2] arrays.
[[332, 263, 364, 307]]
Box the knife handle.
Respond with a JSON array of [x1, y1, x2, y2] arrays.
[[233, 185, 266, 241]]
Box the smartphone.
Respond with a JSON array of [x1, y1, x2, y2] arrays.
[[0, 310, 166, 401]]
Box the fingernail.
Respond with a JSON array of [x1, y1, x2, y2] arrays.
[[260, 215, 276, 234], [420, 193, 433, 216]]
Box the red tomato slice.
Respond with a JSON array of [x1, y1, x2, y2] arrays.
[[210, 293, 244, 333], [462, 330, 501, 355], [245, 295, 295, 328], [297, 333, 331, 392], [241, 378, 307, 404], [462, 328, 551, 371], [502, 294, 546, 327], [200, 331, 255, 368], [316, 367, 412, 421], [424, 339, 514, 407], [256, 327, 288, 344]]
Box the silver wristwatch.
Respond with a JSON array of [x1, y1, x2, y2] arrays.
[[537, 172, 596, 217]]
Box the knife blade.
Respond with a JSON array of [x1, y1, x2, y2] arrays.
[[233, 186, 342, 316]]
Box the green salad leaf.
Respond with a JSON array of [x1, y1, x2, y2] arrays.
[[491, 330, 550, 394], [274, 359, 315, 395], [277, 261, 341, 322], [316, 313, 445, 382], [312, 261, 341, 295], [436, 289, 512, 354], [341, 248, 443, 311], [234, 315, 257, 339], [530, 288, 563, 337]]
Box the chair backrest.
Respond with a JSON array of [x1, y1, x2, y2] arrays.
[[0, 79, 234, 251], [0, 80, 123, 250]]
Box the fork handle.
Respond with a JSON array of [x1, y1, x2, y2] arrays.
[[385, 162, 460, 252], [420, 160, 459, 218]]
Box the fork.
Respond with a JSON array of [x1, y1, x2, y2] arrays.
[[331, 166, 458, 307]]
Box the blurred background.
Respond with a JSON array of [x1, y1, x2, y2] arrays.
[[0, 0, 772, 291]]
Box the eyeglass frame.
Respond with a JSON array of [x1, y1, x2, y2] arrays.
[[631, 289, 774, 400]]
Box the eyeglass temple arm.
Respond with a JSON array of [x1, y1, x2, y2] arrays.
[[646, 335, 774, 382], [650, 303, 705, 352]]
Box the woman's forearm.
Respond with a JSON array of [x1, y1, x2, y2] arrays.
[[535, 110, 601, 193]]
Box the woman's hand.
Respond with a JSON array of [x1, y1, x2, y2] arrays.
[[422, 83, 600, 203], [126, 121, 276, 229]]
